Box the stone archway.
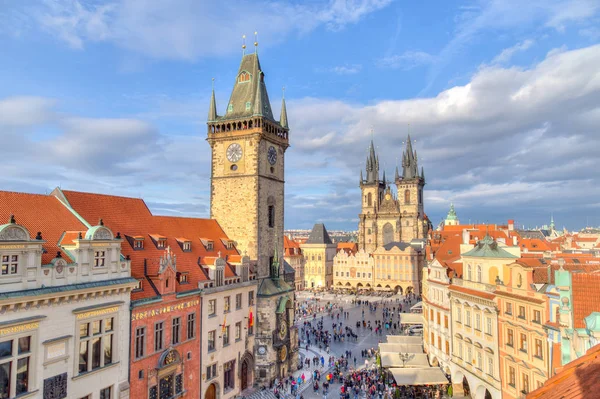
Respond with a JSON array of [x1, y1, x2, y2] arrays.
[[476, 385, 492, 399], [431, 357, 439, 367], [239, 351, 254, 392], [462, 377, 471, 397], [205, 383, 218, 399], [394, 285, 403, 295]]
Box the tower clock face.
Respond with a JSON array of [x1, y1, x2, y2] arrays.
[[279, 319, 287, 340], [267, 146, 277, 165], [226, 143, 243, 162]]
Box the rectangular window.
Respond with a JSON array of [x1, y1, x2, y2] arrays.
[[519, 306, 526, 319], [187, 313, 196, 340], [475, 314, 481, 331], [458, 342, 463, 359], [456, 308, 462, 323], [430, 309, 434, 321], [134, 239, 144, 249], [224, 360, 235, 390], [533, 310, 541, 323], [100, 386, 112, 399], [444, 315, 449, 329], [206, 241, 214, 251], [224, 297, 230, 313], [535, 339, 543, 359], [477, 352, 482, 370], [487, 357, 493, 375], [0, 334, 33, 398], [507, 329, 514, 347], [268, 205, 275, 228], [236, 293, 242, 309], [486, 318, 492, 335], [135, 327, 145, 359], [437, 312, 441, 325], [466, 310, 471, 327], [208, 330, 216, 351], [520, 333, 528, 352], [506, 302, 513, 315], [172, 317, 181, 345], [94, 251, 105, 267], [78, 317, 115, 374], [522, 373, 529, 394], [223, 326, 230, 346], [1, 254, 18, 275], [206, 363, 217, 380], [509, 366, 516, 387], [154, 322, 164, 352], [208, 299, 216, 316], [445, 341, 450, 355], [235, 322, 242, 341]]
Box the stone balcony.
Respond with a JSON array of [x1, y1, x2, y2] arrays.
[[453, 278, 496, 293]]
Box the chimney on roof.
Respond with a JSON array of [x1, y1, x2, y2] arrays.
[[512, 236, 518, 246], [462, 229, 470, 245], [558, 258, 565, 270], [508, 219, 514, 231]]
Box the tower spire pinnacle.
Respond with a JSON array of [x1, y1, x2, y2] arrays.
[[242, 34, 246, 55], [208, 78, 217, 121], [254, 31, 258, 54], [280, 86, 288, 128]]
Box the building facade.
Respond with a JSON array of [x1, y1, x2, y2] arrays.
[[0, 192, 137, 399], [358, 137, 427, 254], [207, 48, 297, 385], [333, 250, 373, 290], [301, 224, 336, 289], [372, 241, 425, 295], [284, 236, 305, 291]]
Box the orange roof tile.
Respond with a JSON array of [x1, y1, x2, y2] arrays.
[[0, 191, 88, 264], [571, 272, 600, 329], [527, 344, 600, 399], [60, 190, 239, 300]]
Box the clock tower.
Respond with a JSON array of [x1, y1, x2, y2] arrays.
[[207, 48, 297, 385]]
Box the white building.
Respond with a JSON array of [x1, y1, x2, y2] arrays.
[[0, 192, 137, 399]]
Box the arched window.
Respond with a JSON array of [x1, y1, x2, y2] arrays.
[[404, 190, 410, 204], [367, 193, 372, 207], [267, 196, 275, 228], [238, 71, 251, 83], [418, 189, 422, 204], [467, 265, 472, 281], [382, 223, 394, 245], [477, 265, 482, 282]]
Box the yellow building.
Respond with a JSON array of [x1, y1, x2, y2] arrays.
[[333, 249, 374, 290], [449, 235, 520, 399], [301, 224, 336, 289], [497, 261, 550, 398], [372, 241, 425, 295]]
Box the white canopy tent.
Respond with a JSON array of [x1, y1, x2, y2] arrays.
[[386, 335, 422, 344], [400, 313, 424, 325], [388, 367, 449, 386], [378, 343, 423, 353], [380, 352, 430, 368], [410, 301, 423, 312]]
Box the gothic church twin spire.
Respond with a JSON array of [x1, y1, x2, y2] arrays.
[[361, 134, 425, 185]]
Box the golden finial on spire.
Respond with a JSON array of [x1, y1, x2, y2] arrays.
[[242, 34, 246, 54], [254, 31, 258, 51]]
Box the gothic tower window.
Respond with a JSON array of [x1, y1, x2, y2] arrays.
[[383, 223, 394, 245], [367, 193, 372, 207], [418, 189, 422, 204], [404, 190, 410, 204], [267, 196, 275, 228], [238, 71, 251, 83]]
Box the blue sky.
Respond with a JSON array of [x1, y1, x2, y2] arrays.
[[1, 0, 600, 231]]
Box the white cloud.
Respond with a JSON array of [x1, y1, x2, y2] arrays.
[[377, 51, 436, 70], [330, 64, 363, 74], [17, 0, 392, 59], [0, 96, 57, 127], [491, 39, 535, 64]]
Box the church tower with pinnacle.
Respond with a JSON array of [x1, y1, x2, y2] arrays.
[[396, 134, 426, 241], [207, 41, 297, 385]]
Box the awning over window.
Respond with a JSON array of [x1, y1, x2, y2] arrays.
[[380, 353, 430, 368], [410, 301, 423, 311], [386, 335, 423, 344], [400, 313, 424, 324], [378, 343, 423, 353], [389, 368, 449, 386]]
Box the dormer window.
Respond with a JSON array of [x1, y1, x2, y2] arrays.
[[183, 242, 191, 251], [94, 251, 105, 267], [157, 239, 166, 249], [151, 234, 167, 249], [178, 273, 189, 284], [1, 255, 18, 275], [177, 238, 192, 252], [134, 239, 144, 249], [226, 241, 234, 250], [238, 71, 251, 83]]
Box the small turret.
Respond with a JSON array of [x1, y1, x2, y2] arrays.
[[208, 81, 218, 121], [280, 92, 288, 128]]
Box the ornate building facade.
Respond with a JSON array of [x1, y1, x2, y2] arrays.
[[207, 48, 297, 385], [358, 136, 427, 253], [0, 192, 137, 399]]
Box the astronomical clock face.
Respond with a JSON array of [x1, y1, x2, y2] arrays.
[[279, 319, 287, 340], [280, 345, 288, 362], [226, 143, 243, 162], [267, 146, 277, 165]]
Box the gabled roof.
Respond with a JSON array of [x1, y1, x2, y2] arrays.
[[0, 191, 89, 264], [305, 223, 333, 244], [57, 190, 239, 300], [571, 272, 600, 329], [527, 344, 600, 399]]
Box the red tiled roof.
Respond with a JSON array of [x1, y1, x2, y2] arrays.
[[527, 344, 600, 399], [519, 238, 551, 252], [0, 191, 88, 264], [571, 272, 600, 329], [60, 190, 239, 300], [495, 290, 545, 304]]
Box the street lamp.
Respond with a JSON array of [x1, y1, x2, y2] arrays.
[[398, 352, 412, 368]]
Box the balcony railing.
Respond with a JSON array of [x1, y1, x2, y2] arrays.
[[453, 278, 496, 292]]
